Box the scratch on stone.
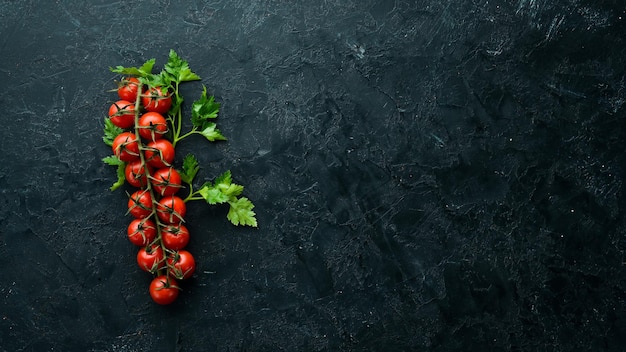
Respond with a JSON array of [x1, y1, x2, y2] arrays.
[[430, 133, 446, 147], [347, 41, 365, 59], [545, 14, 564, 41], [58, 2, 81, 27], [41, 68, 72, 79], [299, 182, 319, 194], [516, 0, 540, 18]]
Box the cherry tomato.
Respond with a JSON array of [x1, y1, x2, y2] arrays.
[[167, 250, 196, 280], [111, 132, 139, 162], [127, 218, 157, 246], [142, 86, 172, 114], [124, 160, 153, 188], [127, 189, 153, 219], [151, 167, 182, 197], [108, 100, 136, 129], [149, 275, 179, 305], [117, 77, 140, 102], [157, 196, 186, 224], [144, 139, 175, 169], [138, 112, 168, 142], [137, 244, 165, 273], [161, 223, 190, 251]]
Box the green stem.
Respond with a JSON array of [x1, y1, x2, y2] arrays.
[[183, 182, 205, 203], [176, 83, 183, 141], [172, 82, 184, 148], [134, 83, 168, 276], [175, 129, 199, 143]]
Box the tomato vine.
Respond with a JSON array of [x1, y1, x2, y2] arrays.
[[102, 50, 257, 305]]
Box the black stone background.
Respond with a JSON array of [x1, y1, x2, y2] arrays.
[[0, 0, 625, 351]]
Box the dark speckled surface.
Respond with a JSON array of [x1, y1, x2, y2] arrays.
[[1, 0, 625, 351]]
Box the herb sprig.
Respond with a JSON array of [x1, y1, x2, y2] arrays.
[[104, 50, 257, 227]]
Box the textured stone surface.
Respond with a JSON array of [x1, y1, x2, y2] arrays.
[[0, 0, 625, 350]]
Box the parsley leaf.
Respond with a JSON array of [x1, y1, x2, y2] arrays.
[[180, 154, 200, 184], [196, 170, 257, 226], [102, 155, 124, 166], [200, 123, 227, 142], [190, 87, 226, 142], [102, 118, 123, 146], [164, 49, 201, 84], [213, 171, 243, 197], [110, 58, 156, 77], [227, 197, 257, 227], [191, 87, 220, 127], [214, 170, 232, 187], [197, 170, 233, 204], [102, 155, 126, 190], [198, 184, 230, 205]]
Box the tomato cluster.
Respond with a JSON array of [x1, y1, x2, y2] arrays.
[[109, 77, 196, 305]]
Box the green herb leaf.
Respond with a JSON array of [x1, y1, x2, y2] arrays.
[[198, 170, 232, 204], [111, 164, 126, 190], [110, 58, 156, 77], [197, 170, 237, 204], [139, 60, 156, 76], [102, 155, 124, 166], [190, 86, 226, 142], [191, 87, 220, 127], [199, 123, 227, 142], [102, 155, 126, 191], [198, 184, 230, 204], [141, 72, 169, 89], [218, 183, 244, 197], [214, 170, 232, 187], [180, 154, 200, 184], [164, 49, 201, 84], [197, 170, 255, 226], [227, 197, 257, 227], [102, 118, 124, 146]]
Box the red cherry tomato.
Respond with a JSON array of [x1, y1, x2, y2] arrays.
[[138, 112, 168, 142], [151, 167, 182, 197], [124, 160, 153, 188], [149, 275, 179, 305], [117, 77, 140, 102], [127, 189, 153, 219], [127, 218, 157, 246], [137, 244, 165, 273], [156, 196, 186, 224], [111, 132, 139, 162], [144, 139, 175, 169], [108, 100, 136, 129], [161, 224, 190, 251], [142, 86, 172, 114], [167, 250, 196, 280]]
